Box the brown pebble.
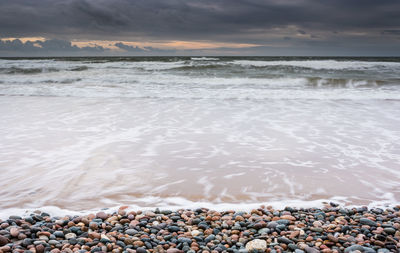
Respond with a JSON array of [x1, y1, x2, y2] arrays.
[[235, 216, 244, 221], [18, 233, 27, 240], [96, 211, 108, 220], [0, 245, 11, 252], [133, 241, 144, 247], [88, 232, 101, 239], [166, 248, 183, 253], [10, 227, 19, 237], [231, 234, 239, 241], [0, 235, 8, 246], [374, 240, 385, 247], [38, 231, 51, 237], [89, 222, 98, 230], [289, 230, 300, 239], [281, 215, 296, 221], [36, 244, 45, 253], [327, 234, 338, 243]]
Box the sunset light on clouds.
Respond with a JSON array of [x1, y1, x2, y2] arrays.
[[1, 0, 399, 56]]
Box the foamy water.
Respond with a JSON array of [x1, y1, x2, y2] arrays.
[[0, 57, 400, 216]]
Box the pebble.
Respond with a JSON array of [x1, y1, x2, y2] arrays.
[[277, 236, 293, 244], [10, 227, 19, 237], [125, 228, 137, 235], [344, 245, 365, 253], [245, 239, 267, 251], [95, 211, 108, 220], [36, 244, 45, 253], [281, 215, 296, 221], [191, 229, 200, 236], [65, 233, 76, 239], [0, 235, 8, 246], [305, 246, 320, 253], [169, 226, 180, 232], [0, 206, 398, 252], [53, 231, 64, 238], [166, 248, 183, 253], [383, 227, 395, 235], [258, 228, 270, 235], [360, 218, 377, 226], [327, 234, 338, 243], [136, 247, 147, 253]]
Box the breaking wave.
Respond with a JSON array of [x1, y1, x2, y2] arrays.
[[0, 67, 60, 74], [191, 57, 220, 61], [0, 57, 399, 99], [70, 66, 89, 71]]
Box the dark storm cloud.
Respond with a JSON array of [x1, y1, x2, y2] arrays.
[[0, 0, 400, 55], [0, 39, 106, 55], [0, 0, 399, 40], [114, 43, 146, 52], [0, 39, 172, 56], [114, 43, 175, 54], [382, 30, 400, 35]]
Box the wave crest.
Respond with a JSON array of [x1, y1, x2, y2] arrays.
[[0, 67, 60, 74]]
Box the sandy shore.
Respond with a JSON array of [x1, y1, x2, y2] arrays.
[[1, 97, 400, 211], [0, 205, 399, 253]]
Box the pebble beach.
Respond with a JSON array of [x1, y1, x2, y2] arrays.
[[2, 0, 400, 250], [1, 205, 399, 253]]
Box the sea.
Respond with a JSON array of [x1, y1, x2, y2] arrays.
[[0, 56, 399, 217]]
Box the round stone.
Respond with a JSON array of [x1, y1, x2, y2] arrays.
[[245, 239, 267, 251], [0, 235, 8, 246]]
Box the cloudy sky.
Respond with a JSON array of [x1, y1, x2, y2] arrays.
[[0, 0, 400, 56]]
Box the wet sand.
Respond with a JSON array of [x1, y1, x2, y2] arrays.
[[0, 96, 399, 211]]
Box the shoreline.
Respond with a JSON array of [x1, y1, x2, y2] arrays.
[[1, 205, 399, 253]]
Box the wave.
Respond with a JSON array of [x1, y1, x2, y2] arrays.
[[0, 73, 396, 88], [232, 60, 400, 70], [145, 60, 400, 73], [0, 195, 398, 220], [70, 66, 89, 71], [191, 57, 220, 61], [43, 78, 82, 84], [105, 61, 187, 71], [3, 58, 399, 74], [0, 66, 89, 74], [305, 77, 389, 88], [168, 64, 229, 71], [0, 67, 60, 74]]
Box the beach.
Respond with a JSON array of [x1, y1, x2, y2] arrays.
[[0, 57, 400, 252], [1, 205, 400, 252]]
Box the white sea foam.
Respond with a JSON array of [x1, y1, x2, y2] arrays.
[[0, 58, 400, 214], [191, 57, 220, 61], [0, 97, 399, 213], [0, 197, 397, 220], [232, 59, 400, 70]]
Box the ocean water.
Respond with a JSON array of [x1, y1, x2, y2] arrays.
[[0, 56, 400, 216]]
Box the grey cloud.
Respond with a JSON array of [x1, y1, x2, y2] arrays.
[[114, 42, 176, 55], [0, 0, 400, 55], [382, 29, 400, 35], [114, 42, 146, 52], [0, 39, 174, 56], [0, 0, 399, 40], [0, 39, 106, 56]]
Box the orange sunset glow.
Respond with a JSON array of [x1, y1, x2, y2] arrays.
[[1, 37, 260, 51]]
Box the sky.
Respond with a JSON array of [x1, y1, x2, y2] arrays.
[[0, 0, 400, 56]]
